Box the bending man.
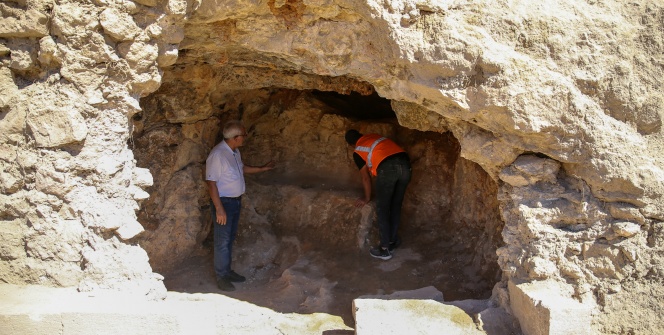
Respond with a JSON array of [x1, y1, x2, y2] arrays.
[[345, 129, 412, 260]]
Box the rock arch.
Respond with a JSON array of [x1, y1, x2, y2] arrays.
[[1, 0, 663, 333]]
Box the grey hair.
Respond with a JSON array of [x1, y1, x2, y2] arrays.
[[223, 120, 245, 139]]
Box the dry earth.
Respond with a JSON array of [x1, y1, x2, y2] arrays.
[[163, 229, 494, 327]]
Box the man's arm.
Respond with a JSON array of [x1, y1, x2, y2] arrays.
[[243, 160, 275, 174], [206, 180, 227, 225], [355, 165, 372, 207]]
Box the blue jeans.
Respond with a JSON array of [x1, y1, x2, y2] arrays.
[[212, 197, 242, 278], [375, 155, 412, 249]]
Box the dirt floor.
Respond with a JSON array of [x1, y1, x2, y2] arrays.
[[163, 234, 495, 329]]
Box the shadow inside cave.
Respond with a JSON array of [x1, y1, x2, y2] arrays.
[[135, 88, 503, 328], [162, 220, 495, 327]]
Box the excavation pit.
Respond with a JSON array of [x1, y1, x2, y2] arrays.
[[133, 86, 504, 327]]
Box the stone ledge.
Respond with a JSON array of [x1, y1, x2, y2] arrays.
[[0, 284, 350, 335]]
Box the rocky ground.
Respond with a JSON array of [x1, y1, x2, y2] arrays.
[[163, 229, 494, 328]]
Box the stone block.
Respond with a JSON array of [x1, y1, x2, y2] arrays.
[[166, 0, 187, 15], [0, 66, 19, 109], [26, 107, 88, 148], [116, 219, 145, 240], [353, 287, 483, 335], [508, 280, 593, 335], [38, 36, 62, 66], [611, 221, 641, 238], [132, 167, 154, 187], [0, 9, 49, 38], [7, 39, 38, 71], [157, 43, 179, 67], [99, 8, 140, 41]]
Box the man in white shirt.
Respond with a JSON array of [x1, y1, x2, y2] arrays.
[[206, 120, 274, 291]]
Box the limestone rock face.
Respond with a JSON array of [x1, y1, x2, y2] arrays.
[[1, 0, 663, 333], [0, 0, 188, 298]]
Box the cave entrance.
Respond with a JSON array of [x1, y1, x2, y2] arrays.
[[133, 83, 503, 326]]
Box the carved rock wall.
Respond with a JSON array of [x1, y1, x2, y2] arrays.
[[133, 86, 503, 287]]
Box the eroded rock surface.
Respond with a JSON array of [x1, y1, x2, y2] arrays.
[[0, 0, 663, 333]]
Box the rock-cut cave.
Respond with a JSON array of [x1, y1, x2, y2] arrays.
[[2, 0, 663, 332], [131, 74, 504, 324]]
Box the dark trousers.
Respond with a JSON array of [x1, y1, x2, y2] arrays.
[[375, 155, 412, 249], [212, 196, 241, 278]]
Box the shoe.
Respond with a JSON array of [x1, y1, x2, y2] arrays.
[[370, 246, 392, 260], [226, 270, 246, 283], [216, 277, 236, 291], [388, 239, 402, 252]]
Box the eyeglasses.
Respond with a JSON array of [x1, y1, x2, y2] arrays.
[[235, 133, 248, 138]]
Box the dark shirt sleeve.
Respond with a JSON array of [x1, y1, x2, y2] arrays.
[[353, 152, 366, 170]]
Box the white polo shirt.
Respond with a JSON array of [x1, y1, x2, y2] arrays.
[[205, 140, 245, 197]]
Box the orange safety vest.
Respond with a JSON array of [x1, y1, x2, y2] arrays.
[[354, 134, 405, 176]]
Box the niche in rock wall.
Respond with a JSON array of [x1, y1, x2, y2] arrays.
[[133, 85, 503, 304]]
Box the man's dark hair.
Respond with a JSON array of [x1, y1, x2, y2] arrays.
[[345, 129, 363, 145]]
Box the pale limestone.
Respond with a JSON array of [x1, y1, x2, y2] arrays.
[[35, 164, 72, 198], [0, 192, 30, 219], [499, 155, 560, 187], [7, 39, 37, 71], [51, 3, 101, 37], [612, 222, 641, 238], [0, 284, 351, 335], [509, 280, 594, 335], [0, 44, 9, 56], [353, 298, 484, 335], [0, 169, 22, 194], [0, 8, 49, 38], [0, 66, 19, 110], [37, 36, 62, 66], [0, 0, 663, 333], [99, 8, 141, 41], [132, 167, 154, 187], [157, 43, 179, 67], [26, 106, 88, 148], [116, 219, 145, 240], [117, 40, 159, 71], [130, 186, 150, 200]]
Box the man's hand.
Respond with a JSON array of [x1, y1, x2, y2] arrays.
[[207, 181, 227, 225], [215, 208, 227, 225], [245, 161, 276, 174], [354, 197, 369, 208], [262, 160, 276, 171]]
